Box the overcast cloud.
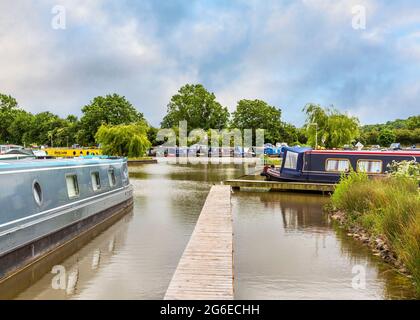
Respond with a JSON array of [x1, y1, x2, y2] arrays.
[[0, 0, 419, 126]]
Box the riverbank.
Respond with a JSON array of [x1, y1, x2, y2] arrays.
[[326, 172, 420, 296], [127, 157, 157, 165]]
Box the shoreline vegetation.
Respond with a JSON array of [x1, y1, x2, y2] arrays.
[[1, 91, 419, 159], [325, 166, 420, 295]]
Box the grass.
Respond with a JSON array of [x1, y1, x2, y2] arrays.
[[127, 156, 154, 161], [263, 156, 282, 166], [330, 171, 420, 294]]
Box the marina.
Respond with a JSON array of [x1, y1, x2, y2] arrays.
[[1, 163, 417, 299]]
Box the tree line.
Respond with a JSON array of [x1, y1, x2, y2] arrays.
[[1, 84, 419, 157]]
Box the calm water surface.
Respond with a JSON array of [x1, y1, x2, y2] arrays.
[[10, 163, 417, 299]]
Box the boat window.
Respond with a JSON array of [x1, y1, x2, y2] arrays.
[[283, 151, 299, 170], [91, 172, 101, 191], [326, 159, 350, 172], [108, 168, 116, 187], [121, 163, 129, 181], [357, 160, 382, 173], [33, 181, 43, 206], [66, 174, 79, 198]]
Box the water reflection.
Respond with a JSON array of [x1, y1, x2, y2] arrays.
[[14, 213, 132, 299], [232, 191, 417, 299], [12, 163, 245, 299]]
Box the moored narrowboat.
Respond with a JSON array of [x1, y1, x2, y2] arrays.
[[262, 147, 420, 183], [0, 157, 133, 281]]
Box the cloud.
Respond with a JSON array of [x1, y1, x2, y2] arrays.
[[0, 0, 419, 127]]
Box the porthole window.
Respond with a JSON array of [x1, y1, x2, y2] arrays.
[[33, 181, 43, 206], [66, 174, 80, 198], [122, 163, 129, 181], [91, 171, 101, 191], [108, 168, 116, 187]]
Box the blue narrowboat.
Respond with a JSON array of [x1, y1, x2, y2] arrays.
[[262, 147, 420, 183], [0, 158, 133, 281]]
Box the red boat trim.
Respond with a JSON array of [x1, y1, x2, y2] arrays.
[[307, 150, 420, 156]]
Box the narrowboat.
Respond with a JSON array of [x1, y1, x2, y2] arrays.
[[262, 146, 420, 183], [0, 157, 133, 281]]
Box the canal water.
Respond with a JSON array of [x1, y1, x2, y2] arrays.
[[8, 163, 417, 299]]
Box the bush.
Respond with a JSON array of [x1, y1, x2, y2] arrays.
[[331, 172, 420, 293], [387, 160, 420, 183]]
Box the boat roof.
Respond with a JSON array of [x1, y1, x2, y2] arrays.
[[306, 149, 420, 156], [0, 158, 126, 172], [283, 146, 312, 153]]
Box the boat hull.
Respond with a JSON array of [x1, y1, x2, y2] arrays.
[[0, 184, 133, 282]]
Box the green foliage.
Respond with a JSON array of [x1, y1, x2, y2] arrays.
[[231, 99, 284, 144], [303, 104, 360, 148], [360, 115, 420, 147], [387, 160, 420, 183], [147, 126, 159, 146], [0, 94, 20, 143], [161, 84, 229, 132], [331, 172, 420, 294], [80, 93, 144, 144], [95, 122, 151, 157], [378, 128, 396, 147], [7, 110, 34, 145]]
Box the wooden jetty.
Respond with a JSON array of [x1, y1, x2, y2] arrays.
[[224, 179, 335, 193], [164, 185, 233, 300]]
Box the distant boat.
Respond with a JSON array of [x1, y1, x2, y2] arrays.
[[0, 144, 24, 155], [0, 157, 133, 281], [262, 147, 420, 183]]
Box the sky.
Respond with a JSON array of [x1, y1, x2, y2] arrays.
[[0, 0, 419, 127]]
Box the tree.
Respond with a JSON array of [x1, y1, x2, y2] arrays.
[[95, 122, 151, 157], [147, 126, 159, 146], [8, 110, 34, 145], [80, 94, 144, 144], [378, 129, 396, 147], [279, 122, 299, 144], [303, 103, 360, 148], [0, 93, 19, 143], [360, 115, 420, 146], [161, 84, 229, 132], [231, 99, 283, 144], [30, 112, 66, 146]]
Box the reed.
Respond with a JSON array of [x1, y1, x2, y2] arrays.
[[330, 171, 420, 294]]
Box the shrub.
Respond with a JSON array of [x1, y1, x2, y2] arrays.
[[331, 172, 420, 293]]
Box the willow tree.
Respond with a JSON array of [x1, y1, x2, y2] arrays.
[[95, 122, 151, 157], [303, 103, 359, 148]]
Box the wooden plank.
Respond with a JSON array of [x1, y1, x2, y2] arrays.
[[164, 185, 233, 300], [224, 179, 335, 192]]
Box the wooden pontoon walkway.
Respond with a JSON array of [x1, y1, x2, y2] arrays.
[[224, 179, 335, 193], [164, 185, 233, 300]]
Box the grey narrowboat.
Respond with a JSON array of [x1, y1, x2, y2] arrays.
[[0, 158, 133, 281]]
